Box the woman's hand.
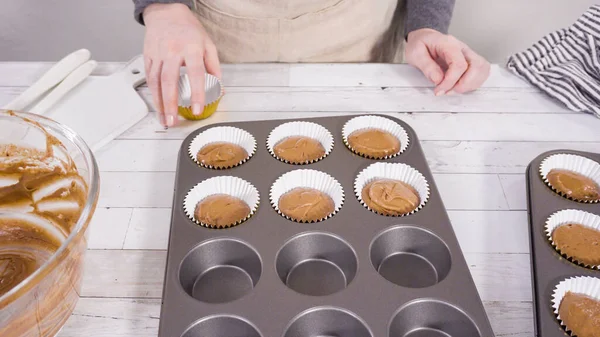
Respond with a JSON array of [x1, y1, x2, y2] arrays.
[[405, 28, 490, 96], [143, 3, 221, 127]]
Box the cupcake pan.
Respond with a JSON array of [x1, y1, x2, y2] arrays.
[[159, 115, 494, 337], [525, 150, 600, 337]]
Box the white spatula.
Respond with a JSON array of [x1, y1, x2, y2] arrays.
[[3, 49, 91, 111]]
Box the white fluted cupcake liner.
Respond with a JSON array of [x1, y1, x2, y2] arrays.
[[545, 209, 600, 269], [270, 169, 344, 223], [342, 115, 409, 159], [539, 153, 600, 203], [354, 162, 430, 216], [183, 176, 259, 228], [188, 126, 257, 169], [266, 121, 334, 164], [552, 276, 600, 335]]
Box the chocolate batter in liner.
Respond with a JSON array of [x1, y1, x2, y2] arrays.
[[552, 276, 600, 337], [188, 126, 257, 169], [539, 153, 600, 203], [183, 176, 260, 229], [266, 121, 334, 165], [354, 162, 430, 216], [545, 209, 600, 269], [270, 169, 344, 223], [342, 115, 409, 159]]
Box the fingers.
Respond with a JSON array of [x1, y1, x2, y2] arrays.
[[434, 42, 468, 96], [185, 53, 206, 116], [449, 48, 491, 94], [161, 57, 183, 127], [204, 42, 222, 79], [147, 59, 166, 126], [405, 43, 444, 85]]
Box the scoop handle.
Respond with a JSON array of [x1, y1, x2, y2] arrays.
[[3, 49, 91, 111], [30, 60, 98, 115]]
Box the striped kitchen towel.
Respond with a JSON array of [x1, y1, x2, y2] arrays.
[[507, 4, 600, 117]]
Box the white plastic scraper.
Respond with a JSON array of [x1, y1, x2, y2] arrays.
[[43, 55, 149, 152]]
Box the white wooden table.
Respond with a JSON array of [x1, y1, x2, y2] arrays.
[[2, 62, 600, 337]]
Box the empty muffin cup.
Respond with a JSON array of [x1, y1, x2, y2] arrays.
[[276, 232, 357, 296], [545, 209, 600, 269], [178, 73, 224, 121], [283, 307, 372, 337], [370, 226, 451, 288], [179, 238, 262, 304], [266, 121, 334, 164], [188, 126, 256, 169], [181, 315, 262, 337], [342, 115, 409, 159], [270, 169, 344, 223], [552, 276, 600, 337], [539, 153, 600, 203], [183, 176, 259, 228], [389, 299, 481, 337], [355, 162, 430, 216]]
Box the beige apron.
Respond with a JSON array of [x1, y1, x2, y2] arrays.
[[192, 0, 406, 63]]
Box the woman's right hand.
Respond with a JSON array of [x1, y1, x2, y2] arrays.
[[143, 3, 221, 127]]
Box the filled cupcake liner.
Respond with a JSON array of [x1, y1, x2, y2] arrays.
[[539, 153, 600, 203], [269, 169, 344, 223], [266, 121, 334, 164], [178, 73, 224, 120], [545, 209, 600, 269], [183, 176, 259, 228], [341, 115, 410, 159], [551, 276, 600, 335], [354, 162, 430, 216], [188, 126, 257, 169]]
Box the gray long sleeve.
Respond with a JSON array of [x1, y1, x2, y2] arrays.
[[133, 0, 192, 25], [405, 0, 455, 35]]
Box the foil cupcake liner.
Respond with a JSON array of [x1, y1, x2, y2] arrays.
[[539, 153, 600, 203], [545, 209, 600, 269], [551, 276, 600, 336], [188, 126, 257, 169], [178, 73, 224, 120], [354, 162, 430, 216], [342, 115, 410, 159], [183, 176, 259, 229], [266, 121, 334, 165], [269, 169, 344, 223]]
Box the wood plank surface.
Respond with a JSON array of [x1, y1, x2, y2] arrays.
[[4, 62, 597, 336]]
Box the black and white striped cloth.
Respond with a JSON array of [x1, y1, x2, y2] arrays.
[[507, 5, 600, 117]]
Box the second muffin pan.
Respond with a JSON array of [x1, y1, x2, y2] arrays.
[[526, 150, 600, 337], [158, 114, 495, 337]]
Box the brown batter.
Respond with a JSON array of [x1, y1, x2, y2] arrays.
[[273, 136, 325, 164], [0, 139, 87, 298], [0, 111, 90, 337], [194, 194, 251, 227], [278, 187, 335, 222], [361, 179, 420, 215], [559, 291, 600, 337], [547, 169, 600, 201], [347, 128, 400, 158], [552, 224, 600, 265], [196, 142, 248, 168]]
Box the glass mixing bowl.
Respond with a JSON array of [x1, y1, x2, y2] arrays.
[[0, 110, 99, 336]]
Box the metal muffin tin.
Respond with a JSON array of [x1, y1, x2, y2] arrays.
[[526, 150, 600, 337], [158, 115, 495, 337]]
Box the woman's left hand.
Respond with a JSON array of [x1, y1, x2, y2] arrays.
[[405, 28, 491, 96]]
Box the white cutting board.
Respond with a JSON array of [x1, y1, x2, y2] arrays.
[[43, 56, 149, 152]]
